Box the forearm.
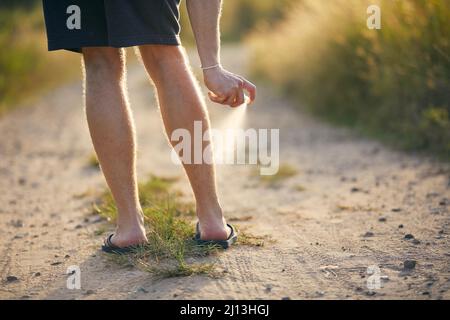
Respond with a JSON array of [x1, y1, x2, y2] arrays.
[[186, 0, 222, 68]]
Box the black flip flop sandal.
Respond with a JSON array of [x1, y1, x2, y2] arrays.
[[194, 223, 238, 249], [101, 234, 139, 254]]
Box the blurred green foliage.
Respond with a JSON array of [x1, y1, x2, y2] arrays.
[[180, 0, 297, 43], [250, 0, 450, 159], [0, 4, 78, 114]]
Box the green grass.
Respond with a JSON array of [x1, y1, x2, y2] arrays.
[[95, 175, 217, 277], [95, 175, 265, 278]]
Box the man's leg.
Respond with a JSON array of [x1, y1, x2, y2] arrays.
[[83, 47, 147, 247], [138, 45, 230, 241]]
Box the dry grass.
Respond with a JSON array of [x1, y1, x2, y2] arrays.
[[254, 163, 298, 186], [249, 0, 450, 159]]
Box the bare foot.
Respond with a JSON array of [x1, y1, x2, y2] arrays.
[[110, 215, 148, 247], [198, 217, 232, 241]]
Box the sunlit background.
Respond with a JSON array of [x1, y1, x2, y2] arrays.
[[1, 0, 448, 159]]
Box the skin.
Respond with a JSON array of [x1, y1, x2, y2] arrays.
[[83, 0, 256, 247]]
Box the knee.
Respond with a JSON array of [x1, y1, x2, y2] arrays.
[[82, 47, 124, 78], [139, 45, 185, 74]]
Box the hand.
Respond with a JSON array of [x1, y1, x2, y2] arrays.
[[203, 66, 256, 108]]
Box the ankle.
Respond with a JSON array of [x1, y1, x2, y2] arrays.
[[116, 210, 145, 229], [112, 227, 148, 247], [197, 200, 223, 219]]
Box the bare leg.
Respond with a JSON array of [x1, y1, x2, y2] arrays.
[[138, 45, 230, 240], [83, 47, 147, 247]]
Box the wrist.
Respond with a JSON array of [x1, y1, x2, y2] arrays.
[[201, 62, 222, 71], [202, 64, 223, 80]]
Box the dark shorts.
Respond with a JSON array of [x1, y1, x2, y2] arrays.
[[42, 0, 181, 52]]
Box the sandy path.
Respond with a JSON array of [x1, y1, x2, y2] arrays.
[[0, 46, 449, 300]]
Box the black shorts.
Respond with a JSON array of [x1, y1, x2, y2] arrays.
[[42, 0, 181, 53]]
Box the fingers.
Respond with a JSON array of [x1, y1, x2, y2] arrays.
[[208, 88, 240, 107], [207, 76, 255, 107], [231, 87, 245, 108], [208, 91, 226, 104], [239, 77, 257, 105], [224, 87, 239, 106]]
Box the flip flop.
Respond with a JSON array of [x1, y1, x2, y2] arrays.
[[101, 234, 139, 254], [194, 223, 238, 249]]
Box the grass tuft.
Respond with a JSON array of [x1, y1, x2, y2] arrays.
[[237, 228, 272, 247], [86, 153, 100, 169], [95, 174, 267, 278], [254, 163, 298, 186], [95, 175, 219, 277]]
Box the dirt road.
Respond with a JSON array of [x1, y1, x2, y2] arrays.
[[0, 47, 449, 300]]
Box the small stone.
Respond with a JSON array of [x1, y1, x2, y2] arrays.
[[11, 220, 24, 228], [404, 260, 416, 270], [366, 291, 376, 296], [426, 192, 440, 198], [34, 272, 41, 277], [74, 224, 83, 229], [50, 261, 62, 266], [404, 234, 415, 240], [412, 239, 421, 245], [137, 287, 149, 294], [351, 187, 361, 193], [392, 208, 402, 212], [84, 289, 95, 295], [378, 217, 387, 222], [90, 216, 105, 224], [398, 224, 404, 229], [430, 207, 444, 215], [363, 232, 375, 238], [6, 276, 19, 282], [65, 255, 70, 259]]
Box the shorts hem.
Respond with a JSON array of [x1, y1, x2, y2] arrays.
[[48, 34, 181, 53]]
